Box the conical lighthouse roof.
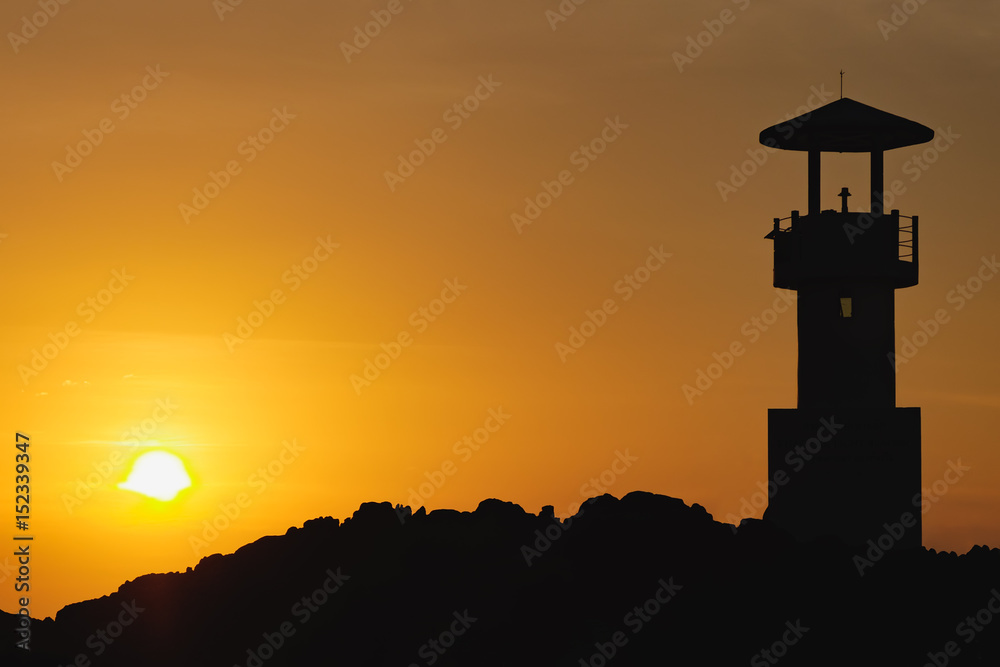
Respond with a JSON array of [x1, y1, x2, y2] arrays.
[[759, 97, 934, 152]]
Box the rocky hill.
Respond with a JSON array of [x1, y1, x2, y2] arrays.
[[2, 492, 999, 666]]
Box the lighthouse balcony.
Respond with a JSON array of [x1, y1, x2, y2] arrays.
[[766, 209, 918, 290]]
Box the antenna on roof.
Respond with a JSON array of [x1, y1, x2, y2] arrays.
[[840, 69, 844, 99]]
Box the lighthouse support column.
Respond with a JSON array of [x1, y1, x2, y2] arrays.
[[871, 148, 884, 214], [764, 407, 921, 549], [808, 149, 821, 215]]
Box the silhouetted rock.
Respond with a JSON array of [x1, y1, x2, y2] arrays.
[[2, 493, 999, 666]]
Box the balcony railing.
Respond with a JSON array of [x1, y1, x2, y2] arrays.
[[897, 214, 918, 263], [766, 208, 919, 289]]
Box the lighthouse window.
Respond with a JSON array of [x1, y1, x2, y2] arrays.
[[839, 297, 853, 318]]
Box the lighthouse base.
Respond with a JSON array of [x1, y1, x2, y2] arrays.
[[764, 407, 921, 550]]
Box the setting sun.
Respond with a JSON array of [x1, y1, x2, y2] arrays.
[[118, 451, 193, 502]]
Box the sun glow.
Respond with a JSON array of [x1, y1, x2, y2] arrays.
[[118, 451, 193, 502]]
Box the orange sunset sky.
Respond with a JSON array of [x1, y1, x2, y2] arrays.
[[1, 0, 999, 619]]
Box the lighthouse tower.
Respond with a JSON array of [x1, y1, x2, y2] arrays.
[[760, 97, 933, 549]]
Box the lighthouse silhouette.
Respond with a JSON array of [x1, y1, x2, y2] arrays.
[[759, 96, 934, 549]]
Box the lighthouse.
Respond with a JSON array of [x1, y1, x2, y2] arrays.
[[760, 97, 933, 549]]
